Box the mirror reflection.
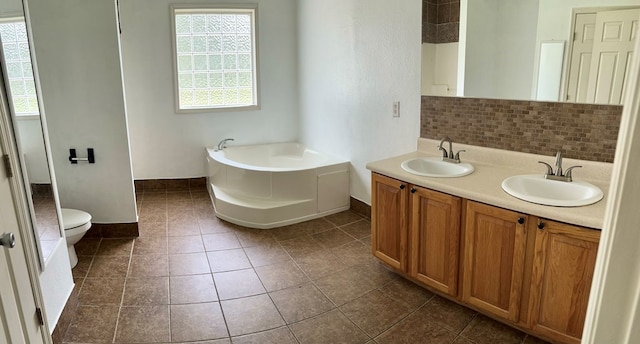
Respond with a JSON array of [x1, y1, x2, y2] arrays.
[[421, 0, 640, 104], [0, 13, 62, 263]]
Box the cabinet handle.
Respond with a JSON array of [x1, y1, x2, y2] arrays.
[[537, 220, 545, 230], [410, 188, 417, 193], [399, 184, 406, 190], [517, 217, 525, 224]]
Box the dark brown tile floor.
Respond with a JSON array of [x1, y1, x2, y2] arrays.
[[64, 188, 550, 344]]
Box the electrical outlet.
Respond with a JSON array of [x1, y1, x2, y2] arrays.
[[393, 101, 400, 117]]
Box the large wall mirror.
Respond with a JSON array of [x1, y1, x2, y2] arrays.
[[0, 1, 63, 266], [422, 0, 640, 105]]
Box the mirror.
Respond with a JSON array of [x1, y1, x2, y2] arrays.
[[0, 3, 63, 265], [421, 0, 640, 104]]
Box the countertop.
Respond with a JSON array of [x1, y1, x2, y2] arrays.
[[365, 139, 613, 229]]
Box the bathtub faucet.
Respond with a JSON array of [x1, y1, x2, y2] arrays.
[[216, 138, 234, 151]]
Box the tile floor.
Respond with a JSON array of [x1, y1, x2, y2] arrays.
[[64, 188, 550, 343]]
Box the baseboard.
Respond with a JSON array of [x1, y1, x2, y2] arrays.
[[350, 197, 371, 219], [134, 177, 207, 193], [84, 223, 139, 238]]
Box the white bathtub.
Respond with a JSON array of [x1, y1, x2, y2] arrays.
[[206, 142, 350, 229]]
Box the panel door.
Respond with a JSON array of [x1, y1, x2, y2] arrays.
[[409, 186, 461, 296], [0, 139, 44, 343], [371, 173, 408, 271], [462, 201, 527, 322], [586, 8, 640, 104], [528, 220, 600, 344], [566, 13, 597, 102]]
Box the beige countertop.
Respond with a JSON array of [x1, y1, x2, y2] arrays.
[[365, 138, 613, 230]]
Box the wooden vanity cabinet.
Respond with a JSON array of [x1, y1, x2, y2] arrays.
[[409, 185, 461, 296], [370, 172, 600, 344], [462, 200, 529, 323], [371, 173, 461, 296], [527, 219, 600, 344], [371, 173, 409, 271]]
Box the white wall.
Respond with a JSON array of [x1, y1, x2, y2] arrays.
[[422, 43, 458, 96], [26, 0, 137, 224], [119, 0, 299, 179], [463, 0, 539, 99], [297, 0, 422, 204], [15, 118, 50, 183], [0, 0, 22, 15]]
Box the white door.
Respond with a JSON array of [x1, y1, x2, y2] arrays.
[[0, 81, 45, 342], [586, 8, 640, 104], [0, 139, 45, 343], [566, 13, 596, 102]]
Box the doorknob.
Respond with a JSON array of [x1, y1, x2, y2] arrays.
[[0, 233, 15, 248]]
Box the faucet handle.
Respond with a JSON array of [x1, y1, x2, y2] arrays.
[[437, 145, 448, 158], [538, 161, 554, 175], [564, 166, 582, 181], [454, 150, 466, 162]]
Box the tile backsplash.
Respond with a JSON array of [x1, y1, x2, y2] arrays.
[[421, 96, 622, 163]]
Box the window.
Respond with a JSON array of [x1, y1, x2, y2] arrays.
[[0, 19, 40, 116], [171, 6, 258, 112]]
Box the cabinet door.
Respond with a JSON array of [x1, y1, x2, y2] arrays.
[[462, 201, 527, 322], [371, 173, 408, 271], [409, 186, 461, 296], [528, 220, 600, 344]]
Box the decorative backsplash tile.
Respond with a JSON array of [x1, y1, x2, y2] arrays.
[[422, 0, 459, 43], [421, 96, 622, 163]]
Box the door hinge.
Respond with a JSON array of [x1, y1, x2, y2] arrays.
[[2, 154, 12, 178], [36, 308, 44, 326], [573, 32, 577, 41]]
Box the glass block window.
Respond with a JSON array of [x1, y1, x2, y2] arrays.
[[0, 19, 40, 116], [172, 7, 258, 112]]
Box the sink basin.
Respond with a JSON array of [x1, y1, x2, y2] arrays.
[[401, 157, 475, 178], [501, 174, 603, 207]]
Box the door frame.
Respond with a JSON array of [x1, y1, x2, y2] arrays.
[[582, 11, 640, 343], [0, 56, 51, 343]]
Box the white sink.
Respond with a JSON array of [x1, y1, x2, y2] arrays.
[[501, 174, 603, 207], [401, 157, 475, 178]]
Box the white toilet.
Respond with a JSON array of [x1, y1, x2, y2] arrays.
[[61, 208, 92, 268]]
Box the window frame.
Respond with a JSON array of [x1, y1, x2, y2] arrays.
[[170, 4, 260, 114]]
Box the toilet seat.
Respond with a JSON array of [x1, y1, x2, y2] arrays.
[[61, 208, 92, 234]]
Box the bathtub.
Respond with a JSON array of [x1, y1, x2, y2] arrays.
[[206, 142, 350, 229]]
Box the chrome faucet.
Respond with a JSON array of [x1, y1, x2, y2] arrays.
[[554, 150, 563, 177], [538, 150, 582, 182], [437, 137, 465, 163], [216, 138, 234, 151]]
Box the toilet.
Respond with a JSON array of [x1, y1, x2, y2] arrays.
[[61, 208, 92, 268]]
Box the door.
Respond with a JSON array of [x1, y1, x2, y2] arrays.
[[409, 186, 461, 296], [0, 145, 45, 343], [528, 220, 600, 344], [462, 201, 527, 322], [586, 8, 640, 104], [0, 77, 45, 343], [566, 13, 597, 102], [371, 173, 408, 271]]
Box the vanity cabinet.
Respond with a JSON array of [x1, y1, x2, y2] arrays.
[[371, 173, 408, 271], [371, 173, 461, 296], [409, 185, 461, 296], [527, 219, 600, 344], [462, 201, 528, 322], [370, 172, 600, 344]]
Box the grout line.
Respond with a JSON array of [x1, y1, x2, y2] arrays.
[[195, 190, 232, 341], [110, 236, 136, 343]]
